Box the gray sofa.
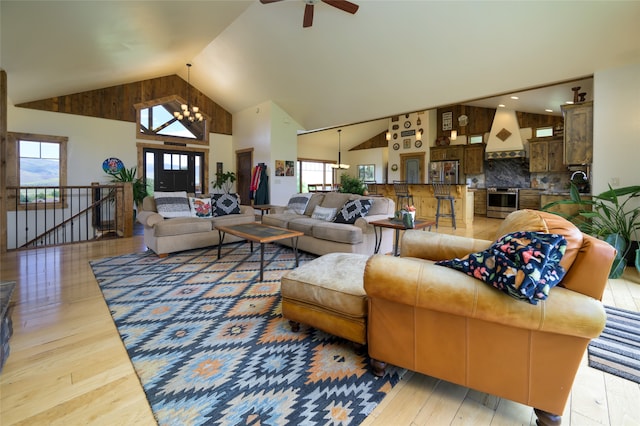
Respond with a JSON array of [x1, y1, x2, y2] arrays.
[[262, 192, 395, 256], [136, 195, 256, 257]]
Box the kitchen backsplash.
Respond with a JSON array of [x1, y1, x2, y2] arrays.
[[467, 158, 574, 191]]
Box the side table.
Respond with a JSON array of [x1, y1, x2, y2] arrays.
[[370, 218, 435, 256], [253, 204, 276, 222]]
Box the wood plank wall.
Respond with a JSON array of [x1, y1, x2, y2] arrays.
[[15, 75, 233, 135], [436, 105, 563, 139]]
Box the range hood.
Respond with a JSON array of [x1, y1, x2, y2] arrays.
[[485, 109, 527, 160]]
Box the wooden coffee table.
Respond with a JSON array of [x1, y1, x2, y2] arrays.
[[216, 223, 304, 281], [370, 218, 435, 256]]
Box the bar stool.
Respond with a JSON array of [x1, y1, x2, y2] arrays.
[[393, 181, 414, 208], [433, 181, 456, 229]]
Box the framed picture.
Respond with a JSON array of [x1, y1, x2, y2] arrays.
[[285, 160, 294, 176], [358, 164, 375, 181], [403, 139, 411, 149], [216, 162, 223, 175], [442, 111, 453, 131], [275, 160, 285, 176]]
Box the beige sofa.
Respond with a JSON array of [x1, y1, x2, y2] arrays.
[[262, 192, 395, 256], [136, 195, 256, 257]]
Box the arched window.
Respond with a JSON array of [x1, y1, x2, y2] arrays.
[[135, 95, 209, 145]]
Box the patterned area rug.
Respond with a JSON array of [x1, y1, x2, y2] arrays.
[[90, 243, 404, 425], [588, 305, 640, 384]]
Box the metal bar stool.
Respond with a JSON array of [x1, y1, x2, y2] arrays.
[[393, 181, 414, 208], [433, 181, 456, 229]]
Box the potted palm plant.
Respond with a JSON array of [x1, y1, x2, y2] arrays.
[[106, 166, 148, 207], [542, 183, 640, 278]]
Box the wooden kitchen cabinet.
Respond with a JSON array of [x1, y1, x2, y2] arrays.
[[431, 146, 463, 161], [562, 101, 593, 165], [473, 189, 487, 215], [529, 137, 566, 173], [463, 144, 485, 174], [518, 189, 542, 210]]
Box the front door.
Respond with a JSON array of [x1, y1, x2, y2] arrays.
[[144, 148, 204, 194]]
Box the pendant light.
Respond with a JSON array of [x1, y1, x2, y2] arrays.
[[173, 63, 203, 122], [331, 129, 350, 169]]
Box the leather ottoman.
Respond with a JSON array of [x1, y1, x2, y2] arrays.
[[281, 252, 369, 345]]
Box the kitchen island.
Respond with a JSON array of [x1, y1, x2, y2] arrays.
[[370, 184, 474, 228]]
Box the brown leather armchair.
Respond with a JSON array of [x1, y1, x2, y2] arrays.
[[364, 209, 616, 426]]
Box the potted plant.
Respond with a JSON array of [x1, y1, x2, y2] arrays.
[[106, 166, 148, 207], [542, 183, 640, 278], [339, 173, 366, 195], [212, 171, 236, 194]]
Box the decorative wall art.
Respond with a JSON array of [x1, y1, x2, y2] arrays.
[[358, 164, 375, 181], [275, 160, 285, 176], [403, 139, 411, 149], [442, 111, 453, 131], [285, 160, 294, 176], [393, 143, 400, 150]]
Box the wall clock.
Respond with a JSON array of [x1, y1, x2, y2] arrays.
[[404, 120, 411, 128], [415, 140, 423, 148], [391, 164, 398, 171], [393, 143, 400, 150]]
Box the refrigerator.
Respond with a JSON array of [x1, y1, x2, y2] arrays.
[[429, 160, 459, 184]]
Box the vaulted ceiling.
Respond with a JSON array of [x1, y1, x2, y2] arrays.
[[2, 1, 639, 132]]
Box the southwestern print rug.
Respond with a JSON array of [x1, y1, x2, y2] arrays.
[[588, 305, 640, 384], [90, 243, 404, 425]]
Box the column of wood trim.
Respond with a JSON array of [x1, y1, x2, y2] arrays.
[[1, 70, 7, 253]]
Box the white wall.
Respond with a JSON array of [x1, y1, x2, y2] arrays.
[[592, 61, 640, 196], [234, 101, 302, 205], [7, 104, 234, 190]]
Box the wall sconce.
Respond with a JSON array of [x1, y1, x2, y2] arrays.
[[416, 130, 422, 141], [450, 130, 457, 140], [386, 131, 391, 141]]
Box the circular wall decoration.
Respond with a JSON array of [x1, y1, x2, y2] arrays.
[[102, 157, 124, 174], [415, 140, 423, 148], [393, 143, 400, 150], [391, 164, 398, 171], [393, 133, 398, 139], [404, 120, 411, 128]]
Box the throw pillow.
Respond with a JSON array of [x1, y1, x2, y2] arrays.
[[285, 193, 312, 215], [311, 205, 338, 222], [189, 197, 213, 218], [435, 231, 568, 305], [154, 191, 191, 218], [212, 193, 241, 216], [333, 199, 372, 224]]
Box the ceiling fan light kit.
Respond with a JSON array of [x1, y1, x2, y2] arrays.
[[260, 0, 359, 28]]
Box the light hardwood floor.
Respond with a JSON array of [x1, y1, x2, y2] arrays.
[[1, 217, 639, 425]]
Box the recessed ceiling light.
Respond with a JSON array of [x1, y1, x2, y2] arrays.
[[510, 96, 519, 100], [545, 109, 553, 113], [498, 104, 506, 108]]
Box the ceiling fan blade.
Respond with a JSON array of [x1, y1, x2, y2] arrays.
[[259, 0, 284, 4], [303, 3, 314, 28], [322, 0, 359, 15]]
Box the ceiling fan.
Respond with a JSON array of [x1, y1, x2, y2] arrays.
[[260, 0, 359, 28]]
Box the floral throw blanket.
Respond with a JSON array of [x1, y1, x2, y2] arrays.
[[436, 231, 568, 304]]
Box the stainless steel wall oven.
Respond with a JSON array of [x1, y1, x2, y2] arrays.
[[486, 187, 519, 219]]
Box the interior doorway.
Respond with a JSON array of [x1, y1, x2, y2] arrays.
[[236, 149, 253, 205], [399, 153, 425, 183]]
